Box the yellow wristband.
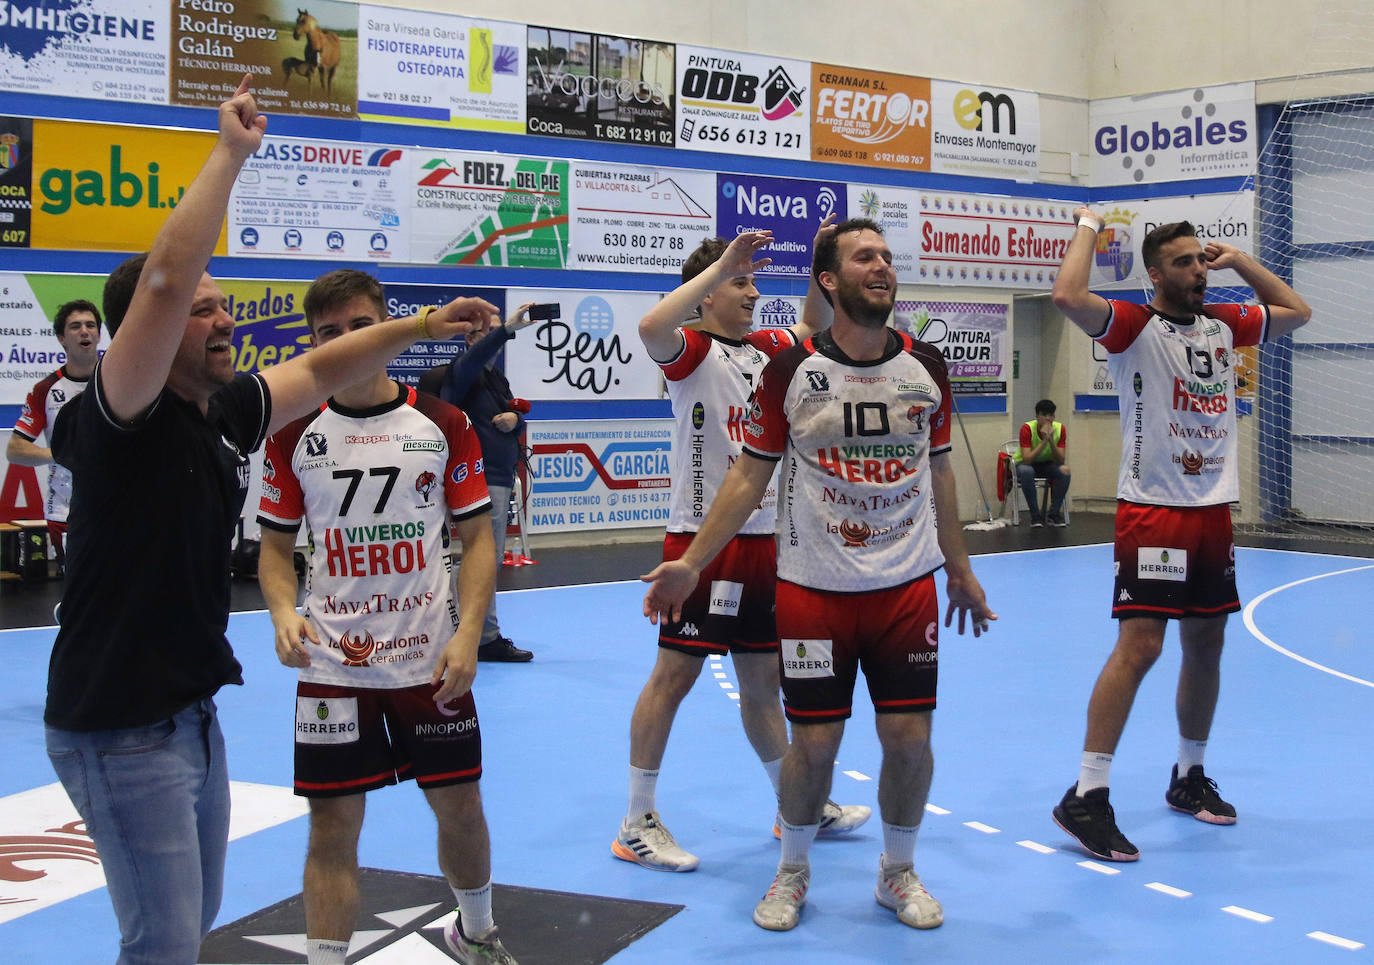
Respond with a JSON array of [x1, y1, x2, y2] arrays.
[[416, 305, 437, 339]]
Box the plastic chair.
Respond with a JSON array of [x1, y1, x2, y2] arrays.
[[999, 441, 1069, 525]]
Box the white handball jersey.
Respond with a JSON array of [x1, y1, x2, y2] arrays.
[[258, 384, 492, 689], [744, 329, 953, 592], [658, 327, 797, 535], [1096, 300, 1267, 507], [13, 367, 89, 523]]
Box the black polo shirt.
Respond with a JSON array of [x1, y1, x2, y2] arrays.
[[46, 364, 271, 731]]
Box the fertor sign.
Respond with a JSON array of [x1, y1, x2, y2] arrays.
[[810, 64, 930, 172]]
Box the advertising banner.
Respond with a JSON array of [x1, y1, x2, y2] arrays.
[[379, 283, 504, 387], [754, 294, 805, 330], [715, 173, 846, 277], [811, 64, 931, 172], [848, 183, 919, 280], [0, 272, 107, 405], [915, 193, 1077, 289], [357, 6, 524, 133], [0, 117, 32, 249], [0, 0, 169, 104], [526, 26, 675, 146], [503, 288, 662, 401], [1090, 82, 1256, 186], [170, 0, 358, 118], [410, 151, 569, 268], [569, 162, 714, 274], [1086, 191, 1255, 289], [525, 418, 673, 534], [893, 299, 1010, 396], [930, 80, 1040, 180], [228, 136, 410, 261], [30, 119, 219, 254], [674, 45, 809, 160]]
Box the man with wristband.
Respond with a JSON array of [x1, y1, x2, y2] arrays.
[[1049, 207, 1310, 861]]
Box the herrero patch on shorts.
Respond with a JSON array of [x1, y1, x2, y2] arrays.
[[708, 579, 743, 617], [1138, 546, 1188, 581], [296, 696, 360, 744], [781, 639, 835, 678]]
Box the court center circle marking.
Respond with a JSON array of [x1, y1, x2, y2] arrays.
[[1241, 564, 1374, 688]]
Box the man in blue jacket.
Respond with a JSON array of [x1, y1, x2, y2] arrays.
[[420, 303, 536, 662]]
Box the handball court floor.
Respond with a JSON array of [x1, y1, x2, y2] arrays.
[[2, 514, 1372, 964]]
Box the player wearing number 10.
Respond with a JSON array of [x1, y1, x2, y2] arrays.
[[1049, 210, 1311, 863], [257, 270, 518, 965]]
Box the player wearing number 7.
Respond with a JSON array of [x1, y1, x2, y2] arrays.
[[257, 270, 519, 965], [1048, 209, 1310, 863]]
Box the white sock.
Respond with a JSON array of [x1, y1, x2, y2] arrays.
[[1076, 751, 1114, 795], [627, 765, 658, 822], [778, 818, 819, 869], [1178, 738, 1208, 773], [306, 939, 348, 965], [452, 880, 494, 940], [880, 822, 920, 869], [761, 757, 784, 795]]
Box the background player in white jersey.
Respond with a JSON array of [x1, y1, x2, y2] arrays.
[[615, 224, 870, 873], [6, 299, 101, 572], [1049, 209, 1311, 862], [258, 270, 517, 965], [643, 219, 995, 932]]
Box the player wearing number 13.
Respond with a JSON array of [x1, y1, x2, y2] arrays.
[[1048, 209, 1311, 863], [257, 270, 518, 964]]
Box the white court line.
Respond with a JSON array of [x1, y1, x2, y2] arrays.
[[1145, 882, 1192, 898], [1016, 840, 1056, 854], [1242, 564, 1374, 688], [964, 821, 1000, 834], [1308, 931, 1365, 950], [843, 770, 872, 782], [924, 804, 951, 816], [1222, 905, 1274, 923], [1077, 861, 1121, 875]]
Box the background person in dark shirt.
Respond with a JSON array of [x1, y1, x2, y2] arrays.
[[43, 78, 498, 965], [419, 303, 537, 663]]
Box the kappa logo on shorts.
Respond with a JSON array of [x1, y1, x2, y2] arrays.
[[1118, 588, 1133, 602], [707, 580, 743, 617], [295, 696, 360, 745], [781, 639, 834, 679], [1138, 546, 1187, 582], [679, 622, 700, 637]]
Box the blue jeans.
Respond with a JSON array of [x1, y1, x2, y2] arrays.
[[481, 482, 512, 644], [1017, 461, 1069, 516], [46, 697, 231, 965]]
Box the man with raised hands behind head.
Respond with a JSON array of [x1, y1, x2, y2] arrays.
[[1048, 206, 1310, 863], [43, 78, 496, 965]]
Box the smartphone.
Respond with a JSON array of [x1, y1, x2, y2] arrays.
[[528, 302, 561, 321]]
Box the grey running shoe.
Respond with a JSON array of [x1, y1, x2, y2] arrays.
[[753, 865, 810, 931], [444, 914, 518, 964], [1166, 764, 1237, 825], [875, 859, 943, 929], [773, 799, 872, 838], [1052, 785, 1140, 861], [612, 811, 700, 871]]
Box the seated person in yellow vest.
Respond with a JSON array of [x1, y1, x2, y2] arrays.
[[1016, 399, 1070, 527]]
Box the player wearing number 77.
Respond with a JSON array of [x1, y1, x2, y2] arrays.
[[257, 269, 519, 965], [1048, 208, 1310, 864]]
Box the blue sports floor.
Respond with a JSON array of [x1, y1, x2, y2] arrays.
[[2, 544, 1371, 963]]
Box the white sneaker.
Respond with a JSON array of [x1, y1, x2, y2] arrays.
[[444, 914, 518, 964], [875, 859, 943, 929], [772, 799, 872, 839], [753, 865, 810, 931], [612, 811, 700, 872]]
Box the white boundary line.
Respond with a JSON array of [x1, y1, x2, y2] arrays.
[[1241, 563, 1374, 688]]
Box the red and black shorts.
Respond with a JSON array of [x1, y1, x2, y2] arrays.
[[775, 576, 940, 724], [657, 532, 779, 656], [1112, 501, 1239, 621], [293, 681, 482, 798]]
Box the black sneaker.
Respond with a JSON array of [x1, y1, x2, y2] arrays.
[[1048, 513, 1068, 527], [1165, 764, 1237, 825], [1029, 514, 1045, 528], [1052, 785, 1139, 861], [477, 636, 533, 662]]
